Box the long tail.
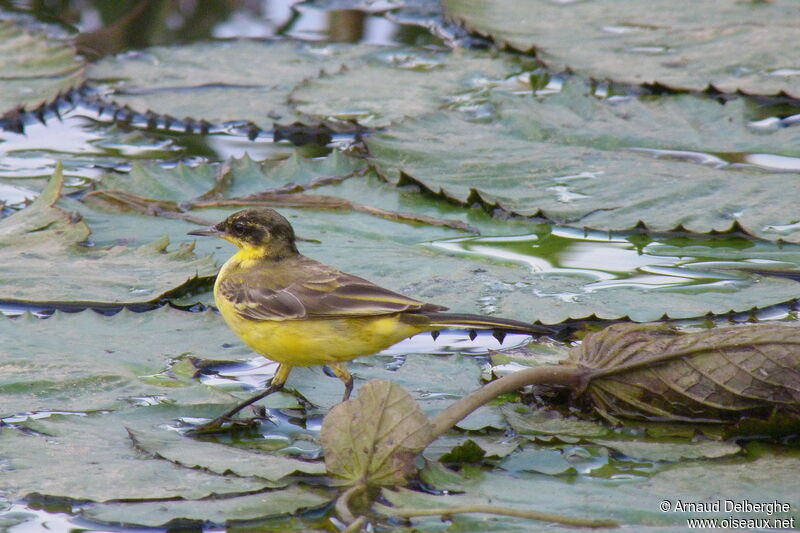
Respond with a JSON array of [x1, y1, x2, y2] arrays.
[[419, 312, 555, 340]]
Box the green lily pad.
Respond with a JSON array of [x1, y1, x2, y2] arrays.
[[444, 0, 800, 97], [93, 150, 365, 204], [82, 150, 800, 323], [368, 108, 800, 243], [81, 487, 329, 528], [0, 19, 84, 113], [88, 41, 372, 129], [0, 307, 250, 418], [499, 447, 575, 475], [291, 48, 532, 128], [77, 155, 543, 317], [496, 269, 800, 323], [499, 79, 800, 156], [590, 438, 741, 462], [128, 428, 326, 480], [89, 40, 536, 131], [427, 228, 800, 323], [97, 160, 220, 203], [0, 165, 217, 306], [0, 408, 282, 502], [379, 447, 800, 530]]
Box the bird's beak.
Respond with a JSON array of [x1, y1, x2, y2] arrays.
[[187, 226, 222, 237]]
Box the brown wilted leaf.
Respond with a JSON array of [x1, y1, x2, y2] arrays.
[[570, 323, 800, 423], [320, 379, 432, 488]]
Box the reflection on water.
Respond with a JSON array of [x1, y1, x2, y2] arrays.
[[0, 103, 184, 183], [2, 0, 444, 56], [0, 99, 344, 193], [428, 226, 800, 293], [630, 147, 800, 172]]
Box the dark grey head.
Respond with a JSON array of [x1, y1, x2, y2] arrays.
[[188, 208, 298, 259]]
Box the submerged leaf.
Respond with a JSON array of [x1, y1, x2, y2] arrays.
[[321, 379, 432, 487], [501, 404, 609, 439], [438, 439, 486, 465], [572, 323, 800, 423], [444, 0, 800, 97]]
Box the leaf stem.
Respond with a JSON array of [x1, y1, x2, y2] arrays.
[[381, 504, 617, 528], [335, 483, 366, 524], [341, 515, 368, 533], [428, 365, 581, 441]]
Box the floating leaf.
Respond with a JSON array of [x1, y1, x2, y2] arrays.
[[378, 448, 800, 530], [499, 447, 575, 475], [0, 408, 280, 502], [589, 438, 741, 462], [321, 379, 432, 487], [88, 41, 372, 129], [0, 165, 217, 306], [128, 428, 325, 481], [0, 20, 84, 114], [572, 323, 800, 424], [291, 49, 527, 127], [368, 108, 800, 243], [82, 487, 329, 528], [89, 41, 532, 131], [444, 0, 800, 97], [92, 152, 364, 203], [82, 150, 800, 323], [97, 160, 220, 203], [499, 79, 800, 156], [0, 307, 249, 418], [77, 154, 546, 317]]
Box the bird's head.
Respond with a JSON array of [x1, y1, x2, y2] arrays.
[[188, 208, 298, 259]]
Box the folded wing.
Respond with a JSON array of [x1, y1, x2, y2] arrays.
[[218, 259, 445, 321]]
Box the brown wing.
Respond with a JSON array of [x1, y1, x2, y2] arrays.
[[218, 257, 445, 321]]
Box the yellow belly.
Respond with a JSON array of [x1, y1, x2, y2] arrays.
[[215, 287, 422, 367]]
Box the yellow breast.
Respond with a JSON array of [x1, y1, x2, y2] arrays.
[[213, 256, 422, 366]]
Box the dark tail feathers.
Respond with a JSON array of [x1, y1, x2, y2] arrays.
[[421, 312, 555, 338]]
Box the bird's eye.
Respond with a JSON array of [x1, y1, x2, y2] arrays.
[[232, 221, 246, 235]]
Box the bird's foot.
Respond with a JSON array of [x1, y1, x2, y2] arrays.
[[185, 406, 276, 435]]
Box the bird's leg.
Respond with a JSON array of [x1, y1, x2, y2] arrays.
[[189, 364, 293, 433], [328, 362, 354, 401]]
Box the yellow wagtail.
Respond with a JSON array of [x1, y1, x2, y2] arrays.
[[188, 208, 551, 428]]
